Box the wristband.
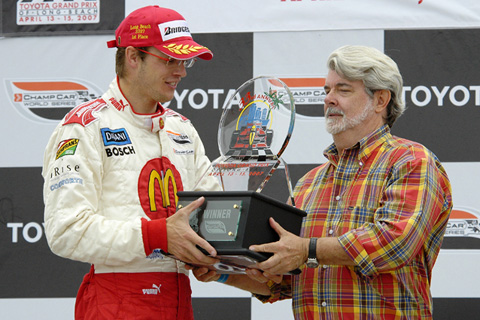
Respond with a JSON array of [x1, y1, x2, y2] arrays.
[[216, 274, 229, 283]]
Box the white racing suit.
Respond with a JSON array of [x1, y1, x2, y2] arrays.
[[42, 77, 220, 319]]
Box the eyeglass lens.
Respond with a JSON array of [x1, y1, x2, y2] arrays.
[[167, 58, 196, 68]]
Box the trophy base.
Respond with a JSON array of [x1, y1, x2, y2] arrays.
[[177, 191, 306, 274], [193, 248, 272, 274]]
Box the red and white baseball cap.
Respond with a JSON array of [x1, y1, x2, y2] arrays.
[[107, 6, 212, 61]]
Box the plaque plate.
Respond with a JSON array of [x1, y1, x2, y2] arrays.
[[186, 200, 242, 242]]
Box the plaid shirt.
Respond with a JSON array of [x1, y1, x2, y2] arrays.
[[256, 125, 452, 320]]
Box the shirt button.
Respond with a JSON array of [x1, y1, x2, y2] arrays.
[[359, 161, 363, 166], [335, 195, 341, 201], [323, 265, 328, 269], [328, 229, 334, 235], [321, 301, 327, 307]]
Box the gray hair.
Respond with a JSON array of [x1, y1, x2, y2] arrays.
[[327, 45, 405, 128]]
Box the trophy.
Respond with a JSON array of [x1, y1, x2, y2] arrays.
[[177, 76, 306, 274]]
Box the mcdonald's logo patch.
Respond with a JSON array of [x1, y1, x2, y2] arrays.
[[138, 157, 184, 220]]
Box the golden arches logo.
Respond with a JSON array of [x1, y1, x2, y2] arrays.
[[148, 169, 178, 211]]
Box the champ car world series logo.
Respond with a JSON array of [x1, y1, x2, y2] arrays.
[[442, 207, 480, 250], [5, 79, 102, 123], [445, 208, 480, 239], [271, 77, 326, 118]]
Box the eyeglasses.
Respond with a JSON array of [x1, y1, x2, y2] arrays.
[[136, 48, 196, 68]]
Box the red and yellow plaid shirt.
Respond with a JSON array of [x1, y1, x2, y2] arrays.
[[257, 125, 452, 320]]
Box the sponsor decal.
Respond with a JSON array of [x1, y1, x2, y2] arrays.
[[166, 130, 192, 144], [108, 97, 128, 112], [164, 88, 239, 111], [270, 77, 326, 117], [49, 177, 83, 191], [48, 163, 83, 190], [159, 19, 191, 41], [101, 128, 131, 146], [105, 146, 136, 157], [442, 207, 480, 250], [7, 222, 46, 243], [173, 148, 194, 155], [402, 85, 480, 108], [5, 79, 103, 122], [55, 139, 79, 159], [16, 0, 100, 25], [49, 164, 80, 178], [142, 284, 161, 295], [445, 208, 480, 239], [138, 158, 183, 220], [49, 164, 80, 179]]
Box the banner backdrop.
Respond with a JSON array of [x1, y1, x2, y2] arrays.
[[126, 0, 480, 33], [1, 1, 479, 319]]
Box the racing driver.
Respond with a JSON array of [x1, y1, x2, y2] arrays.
[[42, 6, 220, 319]]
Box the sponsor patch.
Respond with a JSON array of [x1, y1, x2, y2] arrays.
[[159, 20, 191, 41], [49, 177, 83, 191], [173, 148, 194, 155], [167, 130, 192, 144], [55, 139, 79, 159], [142, 284, 161, 295], [105, 146, 136, 157], [101, 128, 131, 146]]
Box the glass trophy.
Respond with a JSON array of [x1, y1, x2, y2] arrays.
[[177, 76, 306, 274]]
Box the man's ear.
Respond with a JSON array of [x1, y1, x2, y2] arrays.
[[125, 46, 141, 69], [374, 89, 391, 114]]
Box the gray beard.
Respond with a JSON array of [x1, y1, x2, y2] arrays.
[[325, 100, 374, 135]]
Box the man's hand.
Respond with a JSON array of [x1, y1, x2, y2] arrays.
[[166, 197, 218, 265], [245, 268, 283, 284], [249, 217, 309, 275], [187, 265, 280, 296], [186, 265, 221, 282]]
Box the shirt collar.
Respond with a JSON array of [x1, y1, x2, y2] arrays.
[[324, 124, 391, 163]]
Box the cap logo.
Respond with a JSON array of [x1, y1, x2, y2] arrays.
[[164, 26, 190, 36], [163, 43, 207, 55], [159, 20, 191, 41]]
